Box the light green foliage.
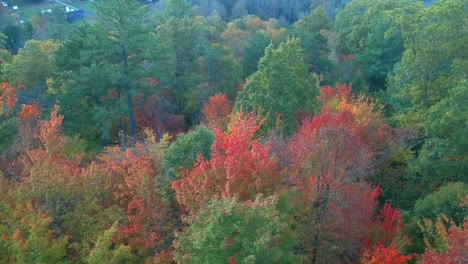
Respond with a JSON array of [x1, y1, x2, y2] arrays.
[[141, 129, 171, 162], [235, 38, 319, 134], [161, 126, 214, 183], [334, 0, 412, 92], [414, 182, 468, 224], [19, 155, 125, 257], [86, 222, 136, 264], [0, 50, 12, 84], [4, 39, 58, 88], [175, 195, 303, 263], [389, 0, 467, 124]]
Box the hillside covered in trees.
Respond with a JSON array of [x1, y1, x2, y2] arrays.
[[0, 0, 466, 263]]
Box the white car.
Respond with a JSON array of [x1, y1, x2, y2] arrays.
[[2, 1, 8, 8]]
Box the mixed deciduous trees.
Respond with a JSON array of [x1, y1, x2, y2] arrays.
[[0, 0, 465, 262], [175, 196, 303, 263], [334, 0, 413, 93], [173, 113, 280, 213], [388, 0, 468, 201], [235, 38, 319, 134]]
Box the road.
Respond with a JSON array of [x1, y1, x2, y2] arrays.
[[54, 0, 95, 17]]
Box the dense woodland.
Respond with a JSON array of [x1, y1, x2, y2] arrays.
[[0, 0, 467, 263]]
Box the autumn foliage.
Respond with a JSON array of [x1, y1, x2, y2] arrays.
[[18, 104, 40, 119], [173, 112, 280, 213], [288, 83, 405, 262], [1, 82, 37, 118], [202, 93, 233, 128], [0, 82, 17, 115], [0, 1, 464, 263], [360, 244, 411, 264], [419, 217, 468, 264]]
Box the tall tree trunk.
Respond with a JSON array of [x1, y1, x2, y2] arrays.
[[311, 223, 321, 264], [127, 93, 136, 138], [311, 185, 330, 264]]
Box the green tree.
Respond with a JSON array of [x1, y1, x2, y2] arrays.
[[293, 6, 333, 80], [86, 222, 136, 264], [175, 195, 303, 263], [411, 81, 468, 186], [414, 182, 468, 225], [161, 126, 214, 184], [241, 31, 271, 78], [156, 9, 209, 126], [203, 43, 242, 99], [334, 0, 412, 93], [389, 0, 467, 124], [235, 38, 319, 134], [4, 40, 57, 109], [50, 0, 169, 146], [0, 6, 26, 53], [388, 0, 467, 197], [165, 0, 196, 18], [403, 182, 468, 255]]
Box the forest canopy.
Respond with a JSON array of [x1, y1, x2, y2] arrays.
[[0, 0, 466, 263]]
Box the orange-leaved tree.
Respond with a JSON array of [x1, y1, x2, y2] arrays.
[[202, 93, 233, 128], [360, 244, 411, 264]]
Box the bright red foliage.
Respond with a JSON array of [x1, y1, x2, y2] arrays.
[[173, 112, 280, 212], [360, 244, 411, 264], [118, 197, 161, 251], [365, 203, 404, 247], [289, 96, 402, 261], [318, 83, 394, 154], [289, 109, 374, 197]]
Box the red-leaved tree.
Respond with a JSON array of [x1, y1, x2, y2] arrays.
[[289, 108, 374, 263], [97, 145, 166, 255], [173, 112, 280, 213]]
